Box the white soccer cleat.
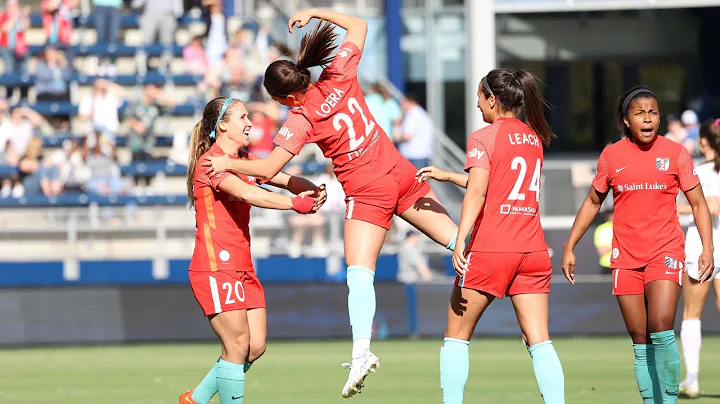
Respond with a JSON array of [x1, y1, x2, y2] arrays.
[[341, 350, 380, 398], [679, 380, 700, 399]]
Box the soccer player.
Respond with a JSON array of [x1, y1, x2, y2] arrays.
[[561, 87, 715, 404], [416, 69, 565, 404], [179, 96, 323, 404], [678, 118, 720, 398], [201, 9, 459, 397]]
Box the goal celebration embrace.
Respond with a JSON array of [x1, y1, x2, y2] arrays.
[[179, 7, 717, 404]]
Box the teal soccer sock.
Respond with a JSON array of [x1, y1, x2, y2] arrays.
[[633, 344, 659, 404], [440, 338, 469, 404], [216, 359, 245, 404], [346, 266, 376, 343], [191, 359, 219, 404], [651, 331, 680, 403], [528, 341, 565, 404]]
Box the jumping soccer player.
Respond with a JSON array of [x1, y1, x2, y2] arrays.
[[201, 9, 459, 398], [678, 118, 720, 399], [179, 96, 324, 404], [562, 86, 715, 404], [417, 69, 565, 404]]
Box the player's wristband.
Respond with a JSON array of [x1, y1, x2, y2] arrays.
[[291, 195, 314, 214]]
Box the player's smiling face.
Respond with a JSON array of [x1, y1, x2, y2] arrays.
[[221, 102, 253, 148], [624, 97, 660, 145]]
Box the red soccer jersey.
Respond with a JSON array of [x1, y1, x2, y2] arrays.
[[273, 42, 401, 195], [464, 118, 548, 253], [189, 144, 268, 272], [592, 136, 699, 268]]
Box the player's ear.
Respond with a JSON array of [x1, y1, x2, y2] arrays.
[[623, 116, 630, 128]]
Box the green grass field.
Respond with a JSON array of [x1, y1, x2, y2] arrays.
[[1, 337, 719, 403]]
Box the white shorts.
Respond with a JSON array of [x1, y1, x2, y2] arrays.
[[685, 226, 720, 281]]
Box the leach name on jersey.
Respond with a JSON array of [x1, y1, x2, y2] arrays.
[[190, 144, 269, 273], [273, 43, 402, 195], [464, 117, 548, 253], [592, 136, 699, 269]]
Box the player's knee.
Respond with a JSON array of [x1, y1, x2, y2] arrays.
[[648, 315, 675, 334], [523, 331, 550, 347], [222, 331, 250, 362], [627, 328, 649, 344], [248, 339, 266, 363]]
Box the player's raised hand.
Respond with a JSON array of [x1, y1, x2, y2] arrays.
[[202, 154, 231, 177], [311, 184, 327, 213], [561, 245, 576, 285], [698, 249, 715, 284], [415, 166, 449, 183], [452, 240, 468, 276], [288, 9, 316, 33]]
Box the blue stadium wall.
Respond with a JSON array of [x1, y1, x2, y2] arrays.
[[1, 227, 719, 345]]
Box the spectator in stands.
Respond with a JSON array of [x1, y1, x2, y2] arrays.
[[665, 114, 688, 144], [125, 84, 169, 193], [34, 46, 73, 104], [204, 46, 241, 97], [247, 101, 277, 158], [229, 24, 268, 82], [183, 0, 210, 38], [221, 64, 254, 103], [136, 0, 181, 75], [85, 132, 124, 196], [397, 231, 433, 284], [204, 0, 226, 70], [16, 136, 63, 197], [167, 130, 189, 166], [59, 136, 89, 192], [365, 82, 402, 142], [92, 0, 123, 76], [41, 0, 77, 59], [78, 78, 125, 142], [397, 95, 434, 169], [182, 35, 208, 76], [682, 109, 701, 155], [0, 0, 30, 99], [3, 106, 45, 155]]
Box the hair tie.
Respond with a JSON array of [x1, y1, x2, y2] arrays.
[[621, 88, 656, 115], [714, 118, 720, 130], [209, 97, 235, 139]]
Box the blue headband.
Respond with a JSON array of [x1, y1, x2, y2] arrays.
[[209, 97, 235, 139]]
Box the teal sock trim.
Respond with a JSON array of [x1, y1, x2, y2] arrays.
[[446, 233, 458, 251], [243, 362, 253, 373], [217, 359, 245, 404], [633, 344, 658, 404], [651, 331, 680, 403], [440, 338, 469, 404], [528, 340, 565, 404], [346, 266, 376, 340], [191, 359, 219, 404]]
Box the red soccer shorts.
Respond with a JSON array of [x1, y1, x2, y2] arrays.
[[612, 256, 685, 295], [455, 250, 552, 298], [190, 270, 266, 316], [344, 157, 431, 229]]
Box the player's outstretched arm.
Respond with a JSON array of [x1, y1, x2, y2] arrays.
[[217, 175, 315, 214], [202, 147, 295, 179], [416, 166, 469, 188], [562, 187, 606, 284], [267, 172, 327, 212], [685, 185, 716, 283], [289, 8, 368, 51]]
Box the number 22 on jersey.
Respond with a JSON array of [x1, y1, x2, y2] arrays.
[[508, 156, 541, 202], [332, 97, 377, 154]]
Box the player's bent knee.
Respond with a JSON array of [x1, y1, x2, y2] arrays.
[[248, 340, 266, 363], [221, 332, 251, 362], [627, 328, 649, 344]]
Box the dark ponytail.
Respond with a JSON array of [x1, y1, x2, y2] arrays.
[[698, 119, 720, 172], [186, 96, 239, 207], [264, 21, 339, 98], [615, 86, 658, 138], [482, 69, 555, 146]]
